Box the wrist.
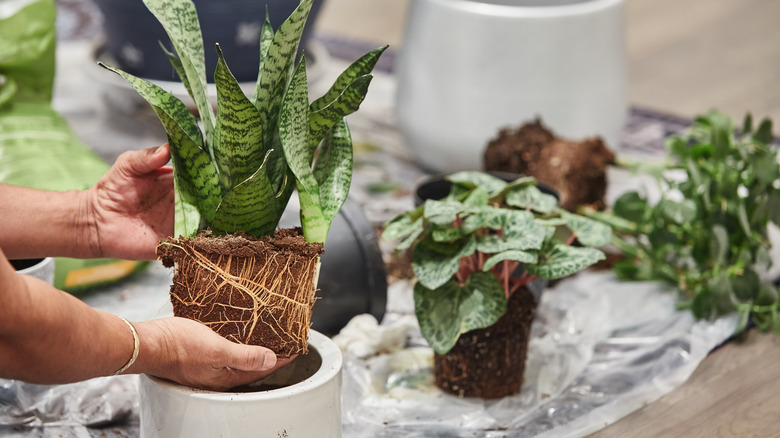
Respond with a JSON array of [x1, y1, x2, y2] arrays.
[[125, 319, 174, 377], [76, 188, 101, 258]]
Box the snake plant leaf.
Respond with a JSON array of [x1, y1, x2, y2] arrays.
[[159, 42, 193, 100], [447, 171, 508, 197], [297, 183, 329, 243], [313, 118, 353, 222], [481, 250, 538, 272], [213, 44, 264, 190], [256, 8, 275, 82], [412, 236, 476, 290], [560, 210, 612, 247], [527, 244, 605, 279], [142, 0, 214, 140], [414, 271, 507, 354], [310, 45, 388, 112], [212, 150, 279, 236], [173, 178, 200, 237], [252, 0, 312, 142], [99, 64, 221, 225], [308, 74, 372, 150], [506, 185, 558, 214], [280, 56, 318, 193], [0, 77, 17, 108]]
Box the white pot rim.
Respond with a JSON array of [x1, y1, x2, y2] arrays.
[[426, 0, 623, 18], [13, 257, 54, 275], [144, 330, 342, 401]]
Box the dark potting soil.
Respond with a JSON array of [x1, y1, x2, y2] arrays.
[[483, 119, 615, 211], [157, 228, 324, 356], [434, 287, 537, 399]]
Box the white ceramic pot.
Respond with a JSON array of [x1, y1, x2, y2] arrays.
[[396, 0, 628, 173], [140, 330, 343, 438], [12, 257, 55, 284]]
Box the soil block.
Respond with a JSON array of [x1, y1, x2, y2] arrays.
[[434, 286, 537, 399], [157, 228, 324, 356], [483, 119, 615, 211]]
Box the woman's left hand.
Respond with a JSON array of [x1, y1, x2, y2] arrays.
[[85, 144, 174, 260]]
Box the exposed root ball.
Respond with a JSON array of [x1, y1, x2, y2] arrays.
[[157, 229, 324, 356]]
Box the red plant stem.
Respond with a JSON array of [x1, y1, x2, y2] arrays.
[[502, 260, 510, 299], [566, 233, 577, 246]]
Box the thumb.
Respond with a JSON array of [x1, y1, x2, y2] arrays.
[[118, 143, 171, 177], [225, 344, 278, 372]]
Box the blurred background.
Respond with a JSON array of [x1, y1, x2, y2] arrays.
[[316, 0, 780, 123]]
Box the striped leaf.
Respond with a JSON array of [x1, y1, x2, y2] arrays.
[[308, 75, 372, 150], [313, 118, 353, 223], [279, 56, 317, 196], [254, 9, 275, 93], [252, 0, 312, 151], [142, 0, 215, 141], [297, 181, 329, 243], [99, 64, 221, 226], [213, 44, 264, 190], [173, 178, 201, 237], [212, 151, 279, 236], [414, 271, 507, 354], [159, 42, 193, 101], [311, 45, 388, 112]]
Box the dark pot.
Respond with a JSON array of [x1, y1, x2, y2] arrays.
[[434, 286, 537, 398], [93, 0, 326, 82], [280, 196, 387, 336], [414, 171, 558, 207]]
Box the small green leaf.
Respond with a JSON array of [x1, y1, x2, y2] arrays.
[[414, 271, 507, 354], [741, 113, 753, 135], [613, 191, 648, 223], [447, 172, 507, 197], [753, 118, 773, 144], [383, 208, 424, 240], [412, 236, 476, 290], [659, 199, 697, 224], [527, 244, 605, 279], [423, 199, 463, 225], [311, 45, 388, 112], [506, 185, 558, 214], [561, 211, 612, 247], [308, 74, 372, 149], [313, 118, 353, 222], [481, 250, 538, 271]]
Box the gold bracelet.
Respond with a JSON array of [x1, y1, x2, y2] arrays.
[[113, 317, 140, 376]]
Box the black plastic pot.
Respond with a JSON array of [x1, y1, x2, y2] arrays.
[[93, 0, 325, 82], [280, 196, 387, 336], [414, 171, 558, 206]]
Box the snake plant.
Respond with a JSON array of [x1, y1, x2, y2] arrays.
[[100, 0, 385, 244]]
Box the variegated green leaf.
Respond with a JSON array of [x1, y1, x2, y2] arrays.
[[414, 271, 507, 354], [159, 42, 193, 99], [506, 184, 558, 214], [432, 226, 463, 242], [476, 210, 545, 253], [173, 178, 200, 237], [213, 44, 264, 190], [252, 0, 312, 149], [447, 171, 507, 197], [560, 210, 612, 247], [280, 56, 318, 196], [382, 207, 424, 240], [423, 199, 463, 226], [310, 45, 388, 112], [412, 236, 476, 290], [297, 181, 329, 243], [308, 74, 372, 150], [143, 0, 214, 139], [99, 64, 221, 224], [481, 250, 538, 271], [461, 205, 503, 233], [313, 118, 352, 221], [212, 151, 278, 236], [527, 244, 605, 279], [256, 8, 274, 81], [462, 187, 489, 209]]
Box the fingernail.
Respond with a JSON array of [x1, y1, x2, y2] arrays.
[[263, 351, 277, 369]]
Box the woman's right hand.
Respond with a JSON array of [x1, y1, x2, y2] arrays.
[[128, 317, 294, 391]]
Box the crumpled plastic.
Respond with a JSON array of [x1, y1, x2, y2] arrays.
[[340, 271, 736, 437]]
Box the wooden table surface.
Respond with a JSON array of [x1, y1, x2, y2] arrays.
[[315, 0, 780, 435]]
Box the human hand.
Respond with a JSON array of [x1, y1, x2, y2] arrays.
[[131, 317, 294, 391], [85, 144, 174, 260]]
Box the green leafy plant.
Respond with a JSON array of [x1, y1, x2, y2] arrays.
[[383, 172, 610, 354], [584, 110, 780, 333], [99, 0, 386, 244]]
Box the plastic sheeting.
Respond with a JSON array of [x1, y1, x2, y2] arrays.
[[339, 272, 736, 437]]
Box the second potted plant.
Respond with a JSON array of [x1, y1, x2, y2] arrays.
[[384, 171, 610, 398]]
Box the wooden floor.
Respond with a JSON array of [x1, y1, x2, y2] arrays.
[[316, 0, 780, 124], [315, 1, 780, 435]]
